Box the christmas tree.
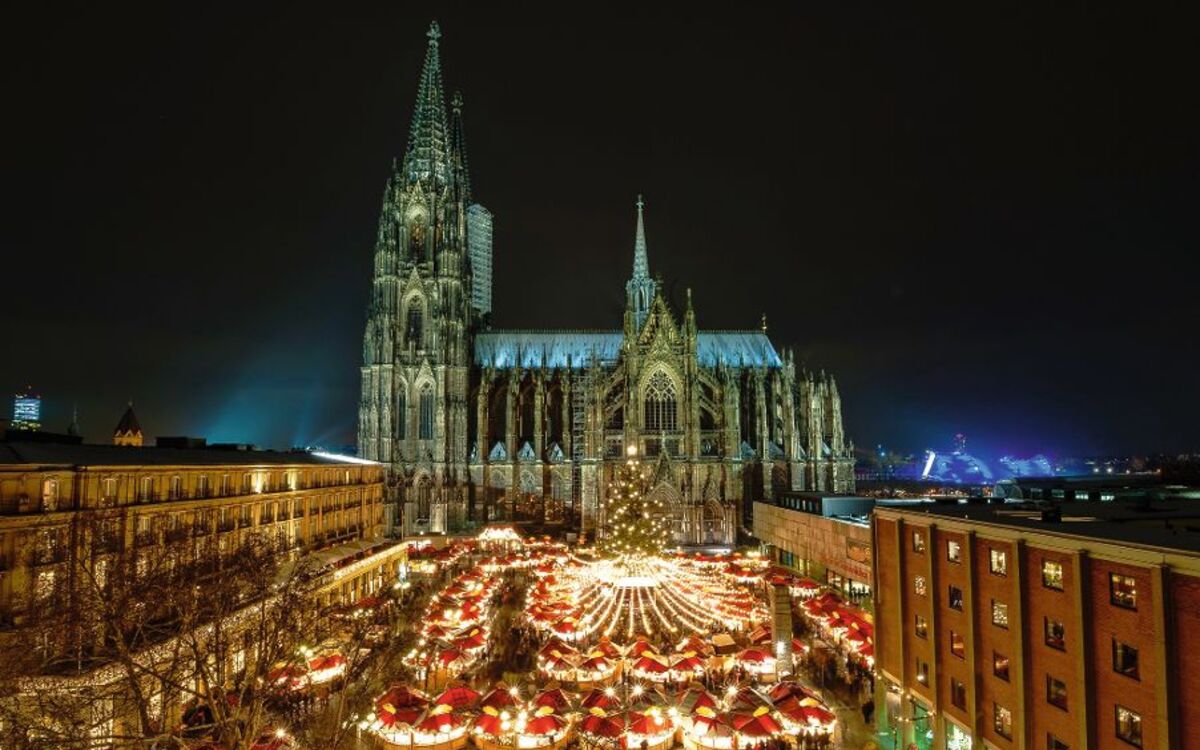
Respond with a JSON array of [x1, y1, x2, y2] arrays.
[[598, 446, 670, 556]]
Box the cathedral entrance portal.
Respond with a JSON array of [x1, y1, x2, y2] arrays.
[[645, 481, 686, 545]]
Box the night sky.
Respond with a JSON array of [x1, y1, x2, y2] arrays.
[[2, 3, 1196, 457]]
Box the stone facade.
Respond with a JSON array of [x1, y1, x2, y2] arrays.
[[358, 24, 855, 544]]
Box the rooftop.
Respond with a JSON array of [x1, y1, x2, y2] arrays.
[[0, 441, 374, 469], [878, 500, 1200, 555]]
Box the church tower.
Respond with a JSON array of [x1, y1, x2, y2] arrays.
[[359, 22, 479, 535]]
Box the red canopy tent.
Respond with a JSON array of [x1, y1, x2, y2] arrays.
[[376, 686, 430, 728], [435, 683, 481, 709]]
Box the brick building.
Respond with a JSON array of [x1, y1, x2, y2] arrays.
[[872, 502, 1200, 750]]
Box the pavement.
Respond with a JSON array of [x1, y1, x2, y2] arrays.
[[789, 666, 875, 749]]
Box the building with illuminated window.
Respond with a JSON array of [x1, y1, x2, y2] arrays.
[[871, 502, 1200, 750], [0, 440, 391, 629], [10, 389, 40, 432], [357, 23, 855, 542]]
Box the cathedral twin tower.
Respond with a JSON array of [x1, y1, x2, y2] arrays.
[[358, 23, 854, 543]]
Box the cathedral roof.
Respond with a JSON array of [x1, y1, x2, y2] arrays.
[[473, 330, 782, 369], [696, 331, 783, 368], [475, 331, 623, 369]]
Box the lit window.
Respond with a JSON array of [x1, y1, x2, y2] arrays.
[[993, 652, 1010, 681], [1046, 675, 1068, 710], [419, 384, 434, 440], [1045, 617, 1066, 650], [948, 585, 963, 611], [989, 548, 1008, 576], [992, 599, 1009, 629], [1112, 640, 1139, 679], [914, 575, 927, 596], [1110, 573, 1137, 610], [994, 704, 1012, 739], [916, 659, 929, 685], [1043, 559, 1064, 590], [1115, 705, 1142, 747], [946, 539, 961, 563], [912, 531, 926, 553], [950, 630, 965, 659], [41, 478, 59, 510], [915, 615, 928, 639], [950, 678, 966, 710]]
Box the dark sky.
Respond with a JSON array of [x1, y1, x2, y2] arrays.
[[2, 3, 1196, 457]]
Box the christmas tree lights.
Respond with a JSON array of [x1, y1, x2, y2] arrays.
[[598, 445, 670, 557]]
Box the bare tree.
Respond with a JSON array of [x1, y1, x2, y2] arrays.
[[0, 522, 338, 750]]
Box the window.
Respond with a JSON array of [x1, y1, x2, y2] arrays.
[[912, 531, 926, 553], [197, 475, 209, 498], [1112, 640, 1139, 679], [1043, 559, 1064, 590], [41, 478, 59, 510], [1048, 734, 1069, 750], [220, 474, 230, 496], [915, 659, 929, 685], [989, 548, 1008, 576], [1115, 706, 1142, 747], [169, 476, 182, 500], [103, 477, 118, 502], [1046, 675, 1068, 710], [994, 704, 1012, 739], [418, 384, 434, 440], [915, 615, 928, 639], [405, 305, 423, 348], [948, 585, 963, 611], [947, 539, 962, 563], [914, 575, 927, 596], [950, 678, 966, 710], [993, 652, 1010, 681], [396, 389, 407, 439], [992, 599, 1009, 628], [242, 473, 253, 494], [1110, 573, 1137, 610], [950, 630, 965, 659], [643, 370, 678, 432], [139, 476, 153, 502], [1045, 617, 1066, 650]]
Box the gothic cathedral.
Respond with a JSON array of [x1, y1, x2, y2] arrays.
[[358, 24, 855, 544]]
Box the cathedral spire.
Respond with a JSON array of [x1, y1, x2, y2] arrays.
[[402, 21, 451, 185], [633, 194, 649, 279], [449, 90, 472, 202], [626, 194, 656, 330]]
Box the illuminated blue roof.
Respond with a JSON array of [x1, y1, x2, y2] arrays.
[[696, 332, 782, 368], [475, 331, 623, 368], [474, 330, 781, 369]]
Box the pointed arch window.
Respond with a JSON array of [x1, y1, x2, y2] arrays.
[[396, 387, 407, 440], [643, 370, 678, 432], [406, 306, 424, 349], [419, 384, 434, 440]]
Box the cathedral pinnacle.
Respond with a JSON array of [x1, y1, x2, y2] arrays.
[[403, 21, 451, 185], [626, 194, 656, 331]]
